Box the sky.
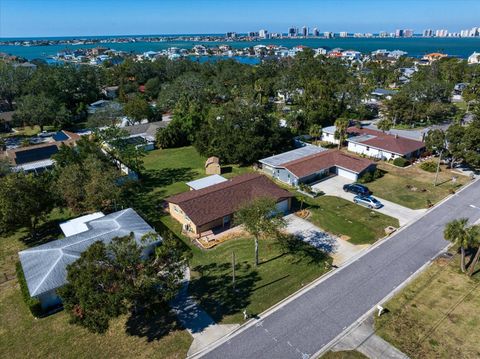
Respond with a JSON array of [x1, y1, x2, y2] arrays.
[[1, 0, 479, 38]]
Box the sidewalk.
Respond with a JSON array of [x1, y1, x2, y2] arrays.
[[170, 268, 239, 356]]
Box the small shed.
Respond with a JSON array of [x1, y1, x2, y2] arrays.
[[205, 156, 221, 175]]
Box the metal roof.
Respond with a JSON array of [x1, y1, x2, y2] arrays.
[[322, 125, 336, 134], [186, 174, 227, 190], [13, 159, 55, 172], [259, 145, 327, 168], [18, 208, 159, 297]]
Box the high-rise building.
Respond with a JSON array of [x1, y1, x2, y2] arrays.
[[324, 31, 333, 38], [259, 29, 268, 39], [435, 29, 448, 37], [226, 32, 237, 39], [379, 31, 388, 38], [288, 27, 297, 37], [339, 31, 348, 38], [423, 29, 433, 37], [248, 31, 259, 37], [404, 29, 414, 38], [395, 29, 404, 37], [312, 27, 320, 37], [301, 26, 308, 37]]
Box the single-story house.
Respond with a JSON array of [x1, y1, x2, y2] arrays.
[[122, 121, 169, 151], [102, 85, 119, 99], [18, 208, 160, 310], [87, 100, 122, 114], [260, 147, 375, 185], [321, 125, 340, 144], [166, 173, 293, 236], [5, 130, 80, 173], [345, 126, 425, 160]]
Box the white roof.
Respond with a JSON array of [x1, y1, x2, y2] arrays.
[[19, 208, 159, 297], [322, 125, 336, 134], [186, 175, 227, 190], [260, 145, 327, 167], [13, 159, 54, 172], [59, 212, 105, 237]]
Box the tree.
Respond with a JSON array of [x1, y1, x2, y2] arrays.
[[467, 225, 480, 277], [376, 118, 393, 133], [124, 95, 152, 123], [309, 124, 322, 145], [444, 218, 474, 273], [424, 129, 447, 154], [0, 172, 54, 238], [334, 117, 350, 149], [13, 93, 70, 130], [235, 197, 286, 266], [58, 233, 186, 333]]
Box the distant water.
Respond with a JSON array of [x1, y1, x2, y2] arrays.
[[1, 37, 479, 60]]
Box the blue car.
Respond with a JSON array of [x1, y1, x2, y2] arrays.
[[353, 195, 383, 209], [343, 183, 371, 196]]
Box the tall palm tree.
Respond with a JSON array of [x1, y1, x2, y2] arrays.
[[443, 218, 472, 273], [467, 225, 480, 276], [309, 124, 322, 146], [334, 117, 350, 149]]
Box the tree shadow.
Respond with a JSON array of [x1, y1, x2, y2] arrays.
[[188, 261, 260, 323], [278, 233, 330, 266], [141, 167, 197, 191], [22, 211, 72, 247], [125, 302, 185, 342]]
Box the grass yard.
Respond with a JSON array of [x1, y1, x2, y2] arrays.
[[367, 162, 469, 209], [375, 254, 480, 359], [302, 195, 399, 245], [322, 351, 368, 359], [162, 216, 331, 325], [142, 146, 252, 198]]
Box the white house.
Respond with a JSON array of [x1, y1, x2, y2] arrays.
[[468, 52, 480, 64], [321, 125, 340, 144]]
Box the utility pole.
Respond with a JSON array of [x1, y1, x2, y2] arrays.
[[434, 148, 443, 187], [232, 252, 236, 290]]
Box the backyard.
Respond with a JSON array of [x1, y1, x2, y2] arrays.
[[366, 162, 469, 209], [375, 253, 480, 359], [301, 195, 399, 245]]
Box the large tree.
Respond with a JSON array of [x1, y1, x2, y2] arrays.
[[124, 95, 152, 122], [334, 117, 350, 149], [0, 172, 54, 238], [58, 233, 186, 333], [444, 218, 475, 273], [235, 197, 286, 266]]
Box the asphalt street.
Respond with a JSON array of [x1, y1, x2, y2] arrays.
[[200, 179, 480, 359]]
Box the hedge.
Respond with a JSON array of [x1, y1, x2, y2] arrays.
[[420, 161, 438, 173], [16, 261, 43, 317], [358, 168, 385, 183], [393, 157, 410, 167]]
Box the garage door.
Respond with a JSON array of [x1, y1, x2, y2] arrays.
[[275, 199, 290, 214], [336, 168, 358, 181]]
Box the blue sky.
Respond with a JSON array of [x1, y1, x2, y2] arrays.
[[1, 0, 479, 38]]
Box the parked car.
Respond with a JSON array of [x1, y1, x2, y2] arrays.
[[343, 183, 371, 196], [353, 195, 383, 209]]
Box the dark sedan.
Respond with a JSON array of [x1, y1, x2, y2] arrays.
[[343, 183, 371, 196]]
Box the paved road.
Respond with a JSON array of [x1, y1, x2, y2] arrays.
[[200, 179, 480, 359]]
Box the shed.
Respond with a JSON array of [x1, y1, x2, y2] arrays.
[[205, 156, 221, 175]]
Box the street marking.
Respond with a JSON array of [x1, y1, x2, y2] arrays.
[[287, 341, 293, 347]]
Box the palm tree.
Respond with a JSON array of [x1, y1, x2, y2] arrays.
[[467, 225, 480, 276], [443, 218, 472, 273], [334, 117, 350, 149], [377, 118, 393, 133], [309, 124, 322, 146]]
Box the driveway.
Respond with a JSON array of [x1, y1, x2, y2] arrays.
[[284, 214, 368, 266], [312, 176, 426, 226]]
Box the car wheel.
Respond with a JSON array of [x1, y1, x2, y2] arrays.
[[368, 205, 373, 209], [354, 200, 358, 204]]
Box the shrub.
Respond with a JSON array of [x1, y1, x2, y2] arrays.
[[393, 157, 410, 167], [419, 161, 438, 173], [359, 171, 373, 183], [16, 262, 43, 317]]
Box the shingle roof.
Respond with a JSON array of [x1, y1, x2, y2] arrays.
[[259, 145, 327, 167], [284, 149, 374, 178], [166, 173, 293, 226], [18, 208, 158, 297], [347, 127, 425, 156], [123, 121, 169, 138]]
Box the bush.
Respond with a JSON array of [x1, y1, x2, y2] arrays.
[[420, 161, 438, 173], [16, 262, 43, 317], [359, 168, 384, 183], [393, 157, 410, 167]]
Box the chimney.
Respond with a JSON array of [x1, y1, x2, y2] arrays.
[[395, 134, 398, 139]]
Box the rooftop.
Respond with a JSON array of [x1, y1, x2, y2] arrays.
[[283, 149, 374, 178], [166, 173, 293, 226], [19, 208, 158, 297], [186, 174, 227, 190], [259, 145, 327, 167]]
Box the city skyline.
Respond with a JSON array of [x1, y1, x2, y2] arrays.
[[1, 0, 480, 38]]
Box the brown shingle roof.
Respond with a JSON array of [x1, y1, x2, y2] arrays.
[[284, 149, 374, 178], [347, 127, 425, 156], [166, 173, 293, 226]]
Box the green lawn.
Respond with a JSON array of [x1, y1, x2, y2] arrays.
[[322, 351, 368, 359], [162, 216, 331, 325], [302, 195, 399, 245], [142, 146, 252, 198], [375, 254, 480, 359], [366, 162, 469, 209]]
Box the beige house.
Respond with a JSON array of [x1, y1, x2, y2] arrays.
[[205, 156, 221, 175], [166, 173, 293, 236]]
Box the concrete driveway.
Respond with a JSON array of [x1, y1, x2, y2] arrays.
[[284, 214, 368, 266], [312, 176, 426, 227]]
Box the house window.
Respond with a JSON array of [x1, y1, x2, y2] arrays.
[[366, 146, 370, 151], [173, 206, 179, 213]]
